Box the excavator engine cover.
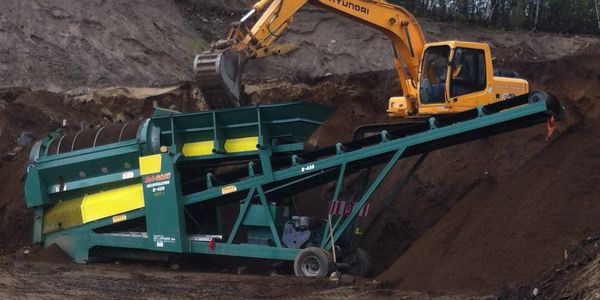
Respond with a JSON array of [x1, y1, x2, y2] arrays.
[[194, 49, 245, 108]]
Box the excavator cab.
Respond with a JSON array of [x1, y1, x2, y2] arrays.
[[419, 45, 450, 105], [418, 42, 493, 116], [388, 41, 529, 118]]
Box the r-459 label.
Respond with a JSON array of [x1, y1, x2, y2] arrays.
[[301, 164, 315, 173]]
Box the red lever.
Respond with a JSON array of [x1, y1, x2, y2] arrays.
[[546, 116, 556, 142]]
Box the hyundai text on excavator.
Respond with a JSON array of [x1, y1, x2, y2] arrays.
[[194, 0, 557, 119]]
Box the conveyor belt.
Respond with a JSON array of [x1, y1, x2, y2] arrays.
[[180, 93, 563, 204]]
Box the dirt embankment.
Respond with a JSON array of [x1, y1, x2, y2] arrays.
[[2, 0, 594, 91], [0, 0, 199, 91], [377, 47, 600, 294]]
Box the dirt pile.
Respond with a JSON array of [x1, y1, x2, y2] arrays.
[[379, 121, 600, 294], [376, 47, 600, 294]]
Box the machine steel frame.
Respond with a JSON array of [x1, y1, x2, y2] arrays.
[[26, 96, 561, 264]]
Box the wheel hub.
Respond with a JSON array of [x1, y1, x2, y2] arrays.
[[301, 255, 322, 277]]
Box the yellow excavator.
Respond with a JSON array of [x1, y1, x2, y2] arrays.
[[194, 0, 546, 119]]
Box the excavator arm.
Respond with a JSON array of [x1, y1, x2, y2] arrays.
[[194, 0, 426, 109]]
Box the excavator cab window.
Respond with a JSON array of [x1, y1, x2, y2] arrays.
[[450, 48, 487, 97], [420, 46, 450, 104]]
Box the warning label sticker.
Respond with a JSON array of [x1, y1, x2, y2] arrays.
[[153, 235, 176, 248]]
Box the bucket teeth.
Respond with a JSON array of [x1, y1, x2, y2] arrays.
[[193, 50, 245, 109]]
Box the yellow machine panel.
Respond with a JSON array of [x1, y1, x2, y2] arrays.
[[81, 184, 144, 223], [493, 77, 529, 101], [224, 137, 259, 152], [182, 141, 214, 157], [139, 154, 162, 176], [42, 196, 85, 233], [181, 137, 259, 157], [42, 184, 144, 234]]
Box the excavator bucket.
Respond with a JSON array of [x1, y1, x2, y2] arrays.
[[194, 49, 246, 109]]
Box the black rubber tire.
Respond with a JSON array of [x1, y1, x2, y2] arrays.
[[545, 92, 564, 120], [528, 90, 549, 105], [293, 247, 332, 278], [346, 248, 373, 277], [528, 90, 564, 120]]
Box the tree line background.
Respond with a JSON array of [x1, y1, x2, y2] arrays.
[[387, 0, 600, 35]]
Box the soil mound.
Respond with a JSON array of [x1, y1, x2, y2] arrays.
[[27, 244, 72, 264], [379, 123, 600, 294], [376, 49, 600, 294]]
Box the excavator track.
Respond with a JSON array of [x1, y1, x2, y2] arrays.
[[194, 50, 245, 109], [353, 92, 564, 141]]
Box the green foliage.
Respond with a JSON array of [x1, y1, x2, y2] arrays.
[[385, 0, 600, 34]]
